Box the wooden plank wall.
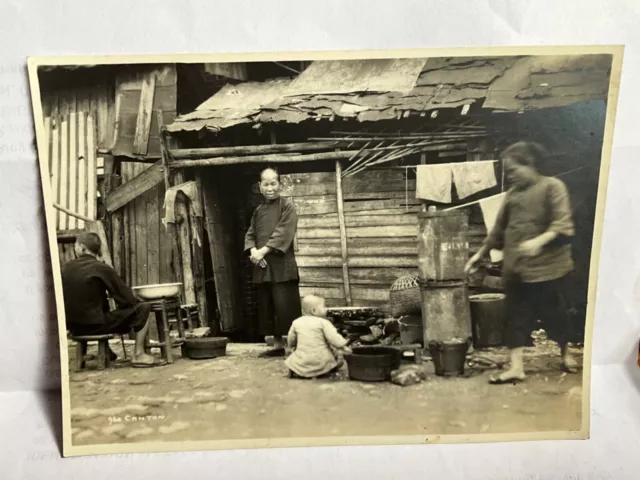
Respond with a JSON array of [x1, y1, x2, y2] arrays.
[[112, 65, 177, 158], [120, 162, 174, 288], [114, 65, 178, 288], [44, 113, 99, 231], [279, 168, 488, 309]]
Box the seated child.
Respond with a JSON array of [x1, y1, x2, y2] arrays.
[[285, 295, 352, 379]]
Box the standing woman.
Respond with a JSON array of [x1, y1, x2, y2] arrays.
[[244, 167, 302, 357], [465, 141, 580, 384]]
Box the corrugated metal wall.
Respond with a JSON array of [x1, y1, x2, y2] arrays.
[[43, 113, 99, 231]]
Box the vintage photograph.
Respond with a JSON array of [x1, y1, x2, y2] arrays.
[[28, 47, 621, 456]]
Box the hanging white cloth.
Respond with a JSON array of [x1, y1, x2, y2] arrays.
[[451, 160, 497, 199], [479, 192, 507, 263], [415, 164, 453, 203]]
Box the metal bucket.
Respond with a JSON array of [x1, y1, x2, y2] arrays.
[[428, 338, 471, 377], [470, 293, 506, 348], [398, 315, 423, 346]]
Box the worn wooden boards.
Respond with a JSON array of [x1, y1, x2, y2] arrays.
[[113, 65, 177, 158], [119, 161, 174, 288], [104, 161, 164, 212], [280, 168, 488, 308], [283, 169, 417, 308]]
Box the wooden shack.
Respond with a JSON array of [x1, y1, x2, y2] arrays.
[[39, 55, 613, 343]]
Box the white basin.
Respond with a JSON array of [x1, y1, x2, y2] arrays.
[[132, 283, 182, 300]]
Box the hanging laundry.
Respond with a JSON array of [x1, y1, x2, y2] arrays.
[[479, 192, 507, 263], [415, 164, 453, 203], [451, 161, 498, 199], [163, 181, 204, 227]]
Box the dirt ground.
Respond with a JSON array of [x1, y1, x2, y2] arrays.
[[68, 337, 584, 446]]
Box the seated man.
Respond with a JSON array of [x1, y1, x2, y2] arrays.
[[61, 232, 159, 367]]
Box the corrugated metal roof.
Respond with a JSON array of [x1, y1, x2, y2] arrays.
[[166, 54, 613, 134]]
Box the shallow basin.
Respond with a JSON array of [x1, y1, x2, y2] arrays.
[[132, 282, 182, 300]]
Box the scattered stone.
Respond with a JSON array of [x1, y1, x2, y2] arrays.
[[480, 424, 490, 433], [194, 391, 216, 398], [215, 404, 228, 412], [449, 420, 466, 428], [391, 366, 426, 386], [102, 424, 126, 436], [125, 426, 154, 440], [259, 409, 267, 415], [369, 325, 383, 339], [102, 404, 149, 417], [71, 407, 101, 421], [191, 382, 214, 389], [136, 396, 174, 407], [360, 384, 375, 390], [129, 379, 154, 386], [75, 429, 96, 440], [158, 421, 190, 435], [228, 389, 248, 399], [173, 374, 188, 381], [70, 375, 89, 383], [359, 334, 378, 345], [110, 379, 127, 385], [502, 404, 510, 409], [175, 397, 194, 404]]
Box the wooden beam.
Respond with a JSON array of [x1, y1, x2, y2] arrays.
[[171, 150, 358, 168], [104, 161, 164, 212], [169, 141, 338, 159], [335, 160, 352, 306], [132, 73, 156, 156]]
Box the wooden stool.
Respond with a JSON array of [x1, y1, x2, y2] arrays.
[[180, 304, 200, 330], [391, 343, 423, 365], [145, 297, 184, 364], [71, 334, 115, 372]]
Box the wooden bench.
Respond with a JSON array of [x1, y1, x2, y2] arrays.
[[70, 334, 115, 372]]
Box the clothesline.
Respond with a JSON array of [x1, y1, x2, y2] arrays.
[[404, 160, 499, 211], [443, 164, 590, 212]]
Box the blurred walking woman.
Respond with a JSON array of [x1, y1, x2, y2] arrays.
[[465, 141, 580, 384]]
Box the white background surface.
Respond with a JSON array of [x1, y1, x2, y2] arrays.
[[1, 0, 639, 478]]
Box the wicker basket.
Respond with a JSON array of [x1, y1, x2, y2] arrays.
[[389, 274, 422, 317]]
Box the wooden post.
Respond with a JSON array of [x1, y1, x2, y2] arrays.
[[191, 176, 209, 329], [335, 160, 352, 306], [111, 175, 125, 278], [172, 172, 197, 309], [200, 170, 241, 332], [157, 111, 184, 297]]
